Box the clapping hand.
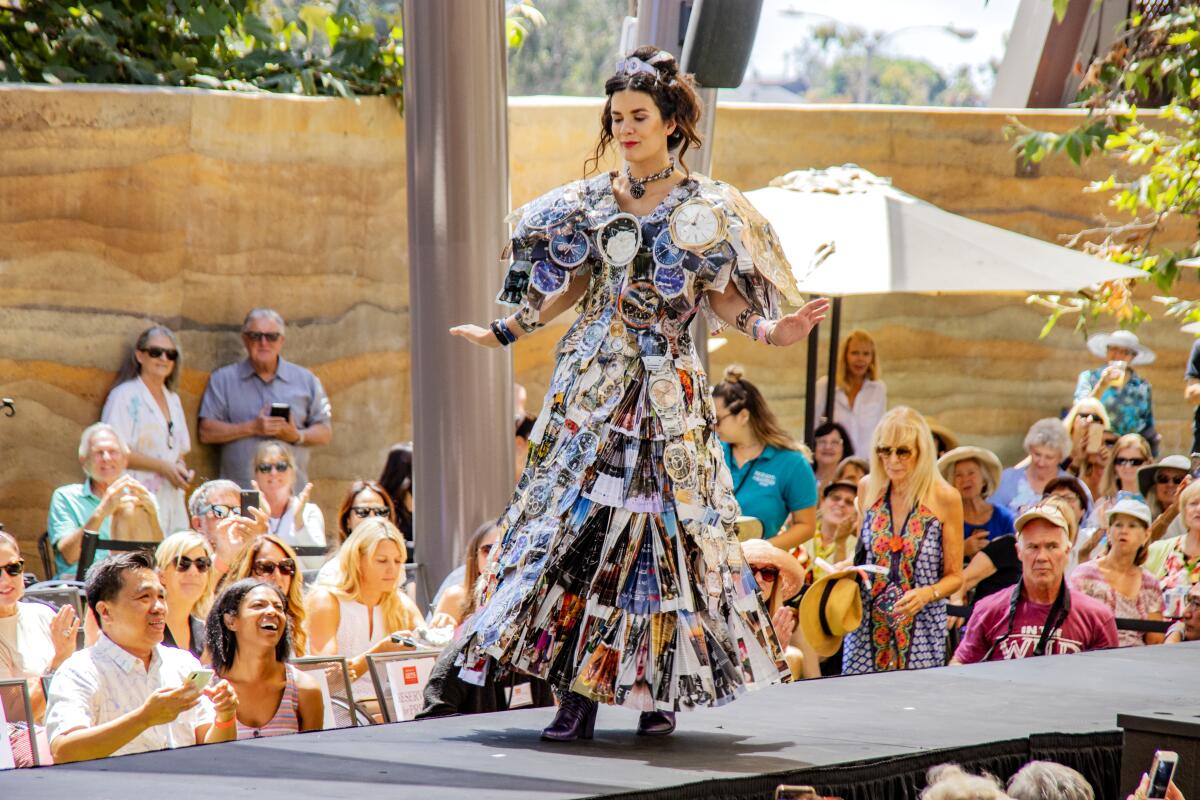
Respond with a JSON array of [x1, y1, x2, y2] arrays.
[[49, 604, 81, 666], [294, 482, 313, 528], [765, 298, 831, 347]]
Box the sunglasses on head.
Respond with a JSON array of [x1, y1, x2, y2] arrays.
[[256, 462, 291, 474], [1156, 473, 1185, 486], [201, 503, 235, 519], [1, 559, 25, 578], [1113, 457, 1147, 467], [751, 565, 779, 582], [351, 506, 390, 519], [876, 445, 914, 460], [253, 558, 296, 577], [174, 555, 211, 573], [139, 346, 178, 361], [244, 331, 282, 343]]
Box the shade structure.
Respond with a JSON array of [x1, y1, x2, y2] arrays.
[[743, 166, 1148, 442]]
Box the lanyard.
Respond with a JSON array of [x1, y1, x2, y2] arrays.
[[983, 579, 1070, 660], [732, 449, 764, 497]]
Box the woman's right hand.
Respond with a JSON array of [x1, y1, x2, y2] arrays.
[[49, 604, 81, 666], [163, 459, 192, 490], [449, 324, 502, 349]]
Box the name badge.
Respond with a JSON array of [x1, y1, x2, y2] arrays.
[[509, 682, 534, 708], [752, 472, 777, 488]]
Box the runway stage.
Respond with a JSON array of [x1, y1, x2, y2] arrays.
[[7, 643, 1198, 800]]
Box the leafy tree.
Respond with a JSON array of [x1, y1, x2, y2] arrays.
[[507, 0, 624, 97]]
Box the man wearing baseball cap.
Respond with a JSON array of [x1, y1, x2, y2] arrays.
[[951, 499, 1117, 664]]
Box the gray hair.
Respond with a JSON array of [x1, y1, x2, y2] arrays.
[[78, 423, 129, 460], [242, 308, 286, 336], [188, 479, 242, 519], [1007, 761, 1093, 800], [1023, 417, 1072, 459], [921, 764, 1009, 800]]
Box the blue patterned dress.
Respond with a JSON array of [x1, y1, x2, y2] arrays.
[[843, 487, 948, 673]]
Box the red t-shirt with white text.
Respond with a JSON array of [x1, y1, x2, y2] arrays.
[[953, 586, 1118, 664]]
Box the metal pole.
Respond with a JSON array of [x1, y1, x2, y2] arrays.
[[403, 0, 513, 594], [803, 322, 819, 449], [823, 296, 842, 424]]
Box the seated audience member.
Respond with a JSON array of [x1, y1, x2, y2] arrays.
[[429, 520, 494, 617], [188, 479, 267, 578], [205, 579, 323, 739], [45, 551, 238, 763], [1061, 398, 1112, 500], [939, 446, 1015, 560], [1138, 455, 1190, 541], [306, 519, 423, 694], [47, 423, 162, 578], [251, 440, 325, 570], [1069, 498, 1164, 646], [1087, 433, 1152, 527], [514, 414, 536, 484], [1146, 479, 1200, 616], [991, 419, 1071, 514], [221, 535, 308, 656], [155, 532, 216, 659], [739, 540, 803, 679], [919, 764, 1008, 800], [926, 418, 959, 460], [1007, 760, 1094, 800], [378, 442, 415, 554], [431, 522, 500, 627], [951, 501, 1117, 664], [317, 479, 397, 586], [811, 421, 854, 491], [793, 479, 858, 582], [1165, 582, 1200, 643], [1042, 475, 1094, 571], [834, 455, 869, 486]]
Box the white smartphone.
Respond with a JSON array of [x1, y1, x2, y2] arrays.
[[185, 669, 214, 691], [1148, 750, 1178, 799]]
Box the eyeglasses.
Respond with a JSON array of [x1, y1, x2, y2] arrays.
[[751, 565, 779, 582], [252, 558, 296, 578], [139, 346, 179, 361], [351, 506, 390, 519], [244, 331, 282, 343], [1113, 457, 1147, 467], [817, 438, 844, 448], [174, 555, 211, 573], [199, 503, 234, 519], [1076, 413, 1102, 424], [715, 413, 732, 424], [256, 462, 291, 474], [1, 559, 25, 577], [876, 446, 915, 461], [1156, 473, 1185, 486]]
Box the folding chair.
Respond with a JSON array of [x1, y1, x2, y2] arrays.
[[37, 532, 54, 582], [0, 678, 40, 767], [291, 656, 374, 728], [75, 531, 158, 581], [22, 584, 87, 650], [366, 649, 442, 724]]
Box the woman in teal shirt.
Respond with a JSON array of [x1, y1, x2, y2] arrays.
[[713, 366, 818, 550]]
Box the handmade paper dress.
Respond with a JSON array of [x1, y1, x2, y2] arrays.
[[457, 172, 803, 711]]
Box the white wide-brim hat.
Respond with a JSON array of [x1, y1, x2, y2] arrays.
[[1086, 330, 1155, 365]]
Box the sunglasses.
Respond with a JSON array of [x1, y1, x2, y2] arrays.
[[876, 446, 915, 460], [1156, 473, 1185, 486], [201, 503, 235, 519], [751, 565, 779, 582], [1076, 413, 1103, 424], [351, 506, 390, 519], [256, 462, 291, 474], [244, 331, 282, 343], [253, 558, 296, 578], [1, 559, 25, 578], [139, 346, 179, 361], [1113, 457, 1147, 467], [174, 555, 211, 573]]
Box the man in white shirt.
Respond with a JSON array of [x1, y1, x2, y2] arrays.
[[45, 551, 238, 763]]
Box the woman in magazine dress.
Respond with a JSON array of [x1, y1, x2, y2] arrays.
[[449, 47, 829, 741]]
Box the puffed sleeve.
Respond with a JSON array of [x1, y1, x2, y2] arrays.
[[696, 179, 804, 335]]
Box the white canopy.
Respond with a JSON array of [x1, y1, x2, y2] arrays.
[[745, 166, 1147, 297]]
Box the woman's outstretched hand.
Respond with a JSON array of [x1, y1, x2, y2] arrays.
[[449, 324, 502, 349], [768, 297, 831, 347]]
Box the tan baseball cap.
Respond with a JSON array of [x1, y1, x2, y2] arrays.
[[1014, 502, 1072, 534]]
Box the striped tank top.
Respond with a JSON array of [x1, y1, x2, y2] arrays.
[[236, 664, 302, 740]]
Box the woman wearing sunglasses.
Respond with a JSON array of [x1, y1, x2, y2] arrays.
[[155, 531, 216, 659], [220, 535, 309, 656], [251, 440, 326, 570], [842, 407, 964, 675], [430, 522, 500, 628], [315, 480, 397, 586], [101, 325, 195, 534], [1136, 455, 1192, 543]]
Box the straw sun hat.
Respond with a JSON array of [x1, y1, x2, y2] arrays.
[[937, 446, 1003, 498], [798, 568, 863, 657]]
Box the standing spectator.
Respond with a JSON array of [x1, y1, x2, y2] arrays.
[[102, 325, 194, 534], [1138, 455, 1190, 541], [951, 501, 1117, 664], [1186, 333, 1200, 454], [187, 479, 267, 579], [815, 329, 887, 454], [378, 442, 414, 551], [198, 308, 332, 489], [812, 421, 854, 492], [155, 532, 216, 659], [251, 440, 325, 570], [431, 522, 500, 628], [938, 446, 1015, 560], [991, 419, 1072, 514], [1074, 330, 1156, 442], [842, 407, 964, 674], [205, 579, 324, 739], [45, 551, 239, 763], [1088, 433, 1152, 527], [1069, 498, 1165, 646], [47, 424, 162, 578], [713, 365, 817, 550], [221, 535, 309, 656]]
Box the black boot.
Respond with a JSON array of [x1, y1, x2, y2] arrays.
[[541, 692, 598, 742], [636, 710, 676, 736]]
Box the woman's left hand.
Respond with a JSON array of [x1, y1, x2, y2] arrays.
[[892, 587, 932, 621], [765, 298, 831, 347], [204, 679, 239, 722], [49, 604, 81, 665], [771, 606, 797, 643], [294, 482, 313, 528]]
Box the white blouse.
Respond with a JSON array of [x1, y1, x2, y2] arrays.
[[814, 376, 888, 455], [0, 602, 56, 682]]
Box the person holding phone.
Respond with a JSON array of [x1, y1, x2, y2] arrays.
[[1062, 398, 1113, 501], [250, 440, 326, 570]]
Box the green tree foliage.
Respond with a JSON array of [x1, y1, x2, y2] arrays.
[[507, 0, 624, 96], [1011, 5, 1200, 333]]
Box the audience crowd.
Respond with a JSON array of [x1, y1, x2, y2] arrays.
[[0, 315, 1195, 794]]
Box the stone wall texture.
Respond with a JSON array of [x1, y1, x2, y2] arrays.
[[2, 86, 1196, 572]]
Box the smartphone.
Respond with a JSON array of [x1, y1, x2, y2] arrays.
[[269, 402, 291, 420], [775, 787, 820, 800], [1191, 453, 1200, 480], [185, 669, 214, 691], [1085, 421, 1104, 454], [1148, 750, 1178, 799], [240, 489, 260, 518]]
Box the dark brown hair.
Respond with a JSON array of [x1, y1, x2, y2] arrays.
[[584, 46, 704, 177], [336, 479, 396, 544], [712, 365, 802, 452]]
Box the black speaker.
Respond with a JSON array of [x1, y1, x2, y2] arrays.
[[680, 0, 764, 89]]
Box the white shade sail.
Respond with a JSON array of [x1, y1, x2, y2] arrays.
[[745, 166, 1147, 297]]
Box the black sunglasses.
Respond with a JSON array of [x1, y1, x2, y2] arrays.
[[244, 331, 282, 343], [2, 559, 25, 577], [876, 446, 914, 460], [1157, 473, 1186, 486], [253, 558, 296, 577], [256, 462, 291, 474], [200, 503, 234, 519], [351, 506, 390, 519], [139, 346, 179, 361], [1113, 457, 1147, 467], [174, 555, 211, 574], [751, 565, 779, 581]]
